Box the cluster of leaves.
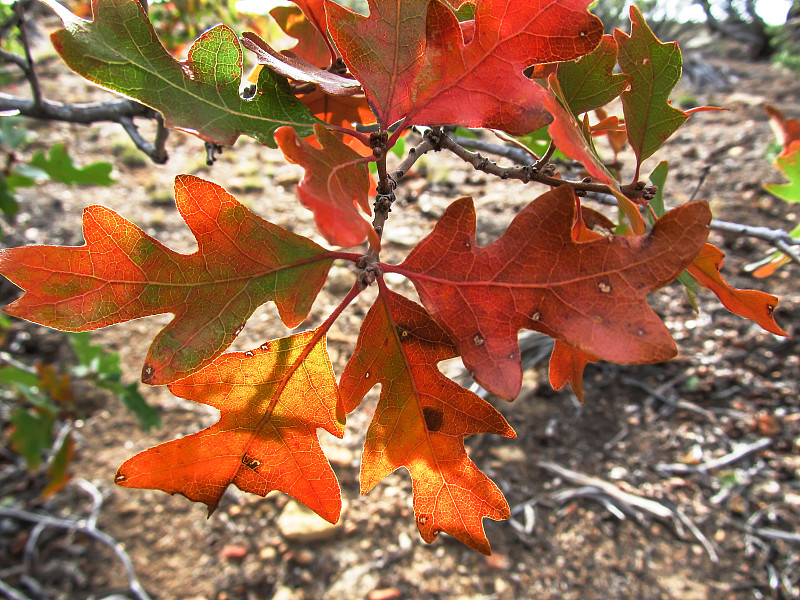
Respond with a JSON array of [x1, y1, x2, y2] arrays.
[[750, 104, 800, 276], [0, 0, 789, 554], [0, 118, 114, 220], [2, 322, 158, 497]]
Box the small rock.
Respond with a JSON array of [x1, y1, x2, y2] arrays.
[[494, 578, 510, 594], [272, 586, 299, 600], [258, 546, 277, 561], [291, 549, 315, 566], [368, 588, 402, 600], [383, 225, 421, 247], [276, 500, 345, 543], [322, 564, 379, 600], [326, 266, 356, 295]]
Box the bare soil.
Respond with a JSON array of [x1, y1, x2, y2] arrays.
[[1, 36, 799, 600]]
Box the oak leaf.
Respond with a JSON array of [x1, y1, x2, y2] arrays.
[[275, 124, 376, 248], [339, 285, 515, 554], [557, 34, 631, 116], [766, 140, 800, 203], [272, 3, 333, 67], [42, 0, 318, 147], [116, 330, 344, 521], [688, 244, 788, 337], [391, 185, 711, 400], [615, 5, 688, 171], [549, 340, 597, 402], [0, 176, 335, 385]]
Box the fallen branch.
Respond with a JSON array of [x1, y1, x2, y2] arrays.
[[0, 480, 152, 600], [656, 438, 772, 474], [538, 460, 719, 561]]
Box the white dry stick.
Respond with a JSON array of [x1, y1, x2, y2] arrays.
[[538, 460, 719, 562]]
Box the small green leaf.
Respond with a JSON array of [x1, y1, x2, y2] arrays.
[[615, 6, 688, 168], [0, 365, 40, 388], [43, 430, 74, 497], [515, 127, 568, 161], [647, 160, 669, 221], [557, 35, 630, 115], [0, 175, 20, 217], [9, 408, 55, 471], [42, 0, 319, 147], [97, 379, 161, 430], [765, 142, 800, 203], [30, 144, 114, 186]]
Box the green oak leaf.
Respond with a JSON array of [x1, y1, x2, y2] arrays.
[[30, 144, 114, 186], [615, 6, 688, 168], [766, 141, 800, 203], [42, 0, 319, 147], [557, 35, 630, 116]]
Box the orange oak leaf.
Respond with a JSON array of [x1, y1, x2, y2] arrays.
[[271, 4, 332, 67], [0, 175, 335, 385], [390, 185, 712, 400], [765, 103, 800, 155], [687, 244, 788, 337], [339, 284, 515, 554], [116, 329, 345, 521], [549, 340, 597, 402], [287, 0, 337, 63], [275, 124, 376, 248]]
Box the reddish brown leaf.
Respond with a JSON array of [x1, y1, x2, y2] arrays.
[[275, 124, 376, 248], [329, 0, 602, 134], [687, 244, 788, 337], [116, 330, 344, 522], [0, 176, 334, 385], [548, 340, 597, 402], [288, 0, 336, 62], [391, 186, 711, 400], [406, 0, 603, 135], [339, 285, 515, 554]]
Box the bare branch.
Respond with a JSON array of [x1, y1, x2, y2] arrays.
[[0, 93, 150, 123], [119, 116, 168, 164], [656, 438, 772, 474], [13, 1, 42, 111]]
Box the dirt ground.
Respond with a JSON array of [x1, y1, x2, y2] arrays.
[[1, 22, 799, 600]]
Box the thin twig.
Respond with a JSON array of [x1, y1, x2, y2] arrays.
[[0, 47, 29, 72], [0, 506, 152, 600], [656, 438, 772, 474], [0, 578, 33, 600], [0, 93, 150, 123], [13, 1, 42, 111], [119, 116, 168, 164], [444, 134, 646, 199]]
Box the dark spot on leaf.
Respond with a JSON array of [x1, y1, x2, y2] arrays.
[[423, 406, 444, 432], [473, 332, 485, 346], [417, 514, 428, 525], [244, 350, 254, 357], [260, 342, 270, 351], [365, 371, 371, 379], [531, 311, 541, 321], [397, 327, 411, 341], [241, 455, 261, 470], [767, 304, 775, 317], [597, 280, 612, 294], [142, 363, 155, 383], [115, 472, 126, 483]]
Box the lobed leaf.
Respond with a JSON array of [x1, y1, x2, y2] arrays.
[[393, 185, 711, 400], [557, 34, 630, 116], [42, 0, 319, 147], [765, 140, 800, 203], [615, 5, 688, 169], [276, 124, 374, 248], [271, 4, 332, 67], [116, 330, 344, 521], [340, 286, 514, 554], [0, 175, 335, 385], [688, 244, 788, 337], [548, 340, 597, 403]]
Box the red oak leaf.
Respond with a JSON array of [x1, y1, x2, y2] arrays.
[[0, 175, 334, 385], [765, 103, 800, 156], [299, 88, 376, 154], [328, 0, 602, 135], [391, 185, 711, 400], [408, 0, 604, 135], [326, 0, 430, 128], [116, 329, 345, 521], [339, 284, 515, 554], [549, 340, 597, 402], [275, 124, 376, 248], [288, 0, 337, 63], [688, 244, 788, 337]]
